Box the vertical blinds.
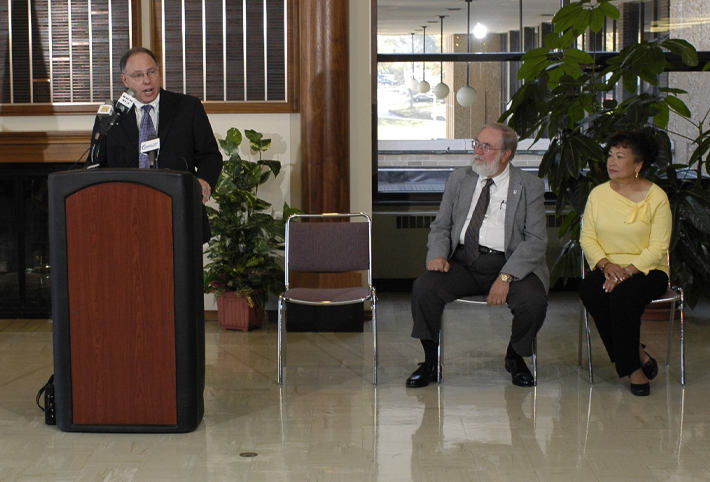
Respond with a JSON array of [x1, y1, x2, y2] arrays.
[[0, 0, 131, 104], [161, 0, 287, 102], [0, 0, 290, 108]]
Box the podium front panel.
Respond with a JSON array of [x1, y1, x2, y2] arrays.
[[66, 183, 177, 425]]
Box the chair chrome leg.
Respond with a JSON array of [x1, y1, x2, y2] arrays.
[[584, 309, 594, 384], [437, 329, 443, 383], [532, 336, 538, 386], [578, 301, 585, 368], [679, 290, 685, 386], [666, 299, 675, 369], [371, 288, 378, 385], [277, 295, 285, 385]]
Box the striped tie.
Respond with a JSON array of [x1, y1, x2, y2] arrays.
[[138, 105, 155, 168], [464, 178, 494, 265]]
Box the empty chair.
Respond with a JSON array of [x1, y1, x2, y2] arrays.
[[277, 213, 378, 384]]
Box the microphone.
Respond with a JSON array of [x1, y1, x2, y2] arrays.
[[98, 88, 137, 134], [115, 88, 136, 115], [96, 100, 114, 117], [89, 89, 137, 166], [141, 134, 160, 168]]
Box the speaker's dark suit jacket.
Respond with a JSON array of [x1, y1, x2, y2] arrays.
[[92, 89, 223, 243]]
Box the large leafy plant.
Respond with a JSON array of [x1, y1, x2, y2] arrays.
[[204, 128, 300, 308], [500, 0, 710, 307]]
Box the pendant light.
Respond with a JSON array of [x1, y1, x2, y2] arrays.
[[433, 15, 450, 99], [409, 33, 419, 91], [456, 0, 478, 107], [417, 26, 430, 93]]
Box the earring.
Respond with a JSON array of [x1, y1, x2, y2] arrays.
[[635, 171, 639, 179]]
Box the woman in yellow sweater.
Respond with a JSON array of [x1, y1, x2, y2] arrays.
[[579, 130, 672, 397]]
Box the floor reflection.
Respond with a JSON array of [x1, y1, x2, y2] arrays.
[[1, 291, 709, 481]]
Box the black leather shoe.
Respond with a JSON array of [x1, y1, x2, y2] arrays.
[[630, 382, 650, 396], [406, 362, 437, 388], [504, 357, 534, 387], [642, 351, 658, 381]]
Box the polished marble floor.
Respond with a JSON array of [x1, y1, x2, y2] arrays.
[[1, 291, 709, 481]]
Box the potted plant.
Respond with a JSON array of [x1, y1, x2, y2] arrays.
[[499, 0, 710, 307], [204, 127, 300, 330]]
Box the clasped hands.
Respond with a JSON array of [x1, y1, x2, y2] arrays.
[[427, 257, 509, 307], [600, 261, 635, 293]]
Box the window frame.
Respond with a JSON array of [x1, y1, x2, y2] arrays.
[[151, 0, 298, 114], [0, 0, 142, 116], [0, 0, 298, 115]]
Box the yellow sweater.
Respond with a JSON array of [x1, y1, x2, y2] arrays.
[[580, 182, 671, 276]]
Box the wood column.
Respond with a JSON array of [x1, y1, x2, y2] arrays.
[[300, 0, 350, 214]]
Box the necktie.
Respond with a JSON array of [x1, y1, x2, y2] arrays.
[[464, 178, 494, 265], [138, 105, 156, 168]]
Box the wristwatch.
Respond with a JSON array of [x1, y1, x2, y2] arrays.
[[499, 273, 513, 283]]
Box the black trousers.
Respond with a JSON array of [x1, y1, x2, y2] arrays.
[[410, 249, 547, 357], [579, 269, 668, 378]]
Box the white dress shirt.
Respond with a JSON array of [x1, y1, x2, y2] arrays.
[[459, 163, 510, 252]]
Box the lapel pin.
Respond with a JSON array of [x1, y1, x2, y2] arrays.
[[513, 190, 518, 195]]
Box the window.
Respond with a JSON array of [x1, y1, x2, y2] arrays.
[[373, 0, 669, 203], [0, 0, 139, 114], [154, 0, 297, 113], [0, 0, 297, 114]]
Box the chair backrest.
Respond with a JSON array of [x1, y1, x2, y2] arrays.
[[285, 213, 372, 285]]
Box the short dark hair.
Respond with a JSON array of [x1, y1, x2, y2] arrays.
[[119, 47, 160, 73], [603, 130, 659, 175]]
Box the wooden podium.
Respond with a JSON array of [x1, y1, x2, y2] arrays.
[[49, 169, 205, 433]]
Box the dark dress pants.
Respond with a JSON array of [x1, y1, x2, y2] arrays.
[[579, 269, 668, 378], [410, 250, 547, 357]]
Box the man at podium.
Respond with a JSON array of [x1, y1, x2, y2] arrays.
[[90, 47, 222, 243]]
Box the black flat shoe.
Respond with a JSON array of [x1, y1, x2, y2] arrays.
[[406, 362, 437, 388], [642, 351, 658, 381], [630, 382, 650, 396], [504, 357, 535, 387]]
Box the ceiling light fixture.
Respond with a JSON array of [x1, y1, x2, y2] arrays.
[[433, 15, 450, 99], [456, 0, 478, 108], [409, 33, 419, 91], [417, 26, 431, 93]]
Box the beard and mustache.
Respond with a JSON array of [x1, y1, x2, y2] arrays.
[[471, 150, 505, 178]]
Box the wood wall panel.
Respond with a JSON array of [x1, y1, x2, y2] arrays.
[[289, 272, 361, 289], [300, 0, 350, 214], [0, 131, 91, 164]]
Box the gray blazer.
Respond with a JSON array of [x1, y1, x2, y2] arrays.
[[426, 164, 550, 293]]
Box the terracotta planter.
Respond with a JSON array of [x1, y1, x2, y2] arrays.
[[216, 291, 264, 331]]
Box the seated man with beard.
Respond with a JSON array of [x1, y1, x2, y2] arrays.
[[406, 123, 549, 388]]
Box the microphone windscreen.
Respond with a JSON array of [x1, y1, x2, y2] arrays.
[[97, 101, 114, 116]]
